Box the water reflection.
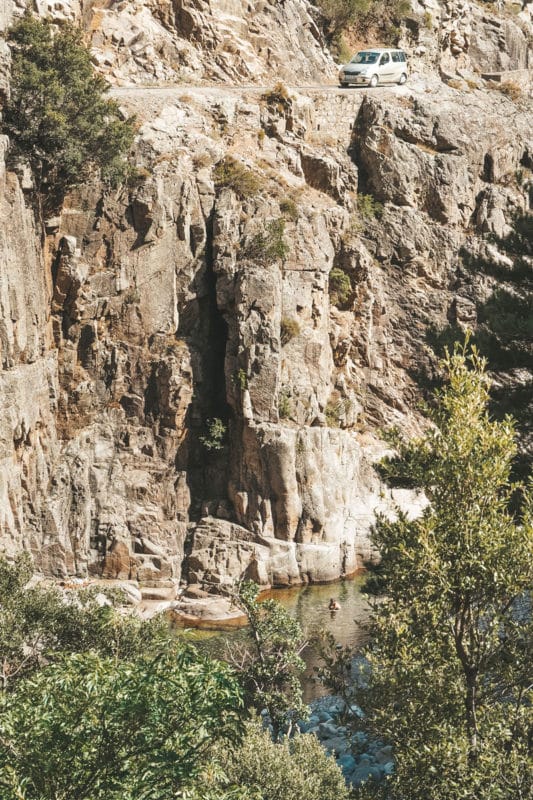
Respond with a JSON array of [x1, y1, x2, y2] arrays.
[[181, 577, 370, 703], [266, 577, 370, 702]]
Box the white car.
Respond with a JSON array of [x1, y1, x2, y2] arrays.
[[339, 48, 408, 88]]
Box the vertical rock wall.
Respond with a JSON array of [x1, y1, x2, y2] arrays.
[[0, 0, 531, 590]]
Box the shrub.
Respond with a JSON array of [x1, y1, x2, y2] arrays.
[[242, 218, 289, 265], [358, 193, 384, 220], [261, 82, 290, 108], [317, 0, 373, 39], [213, 156, 262, 199], [497, 81, 522, 101], [4, 15, 135, 209], [234, 368, 248, 390], [0, 553, 171, 691], [217, 718, 350, 800], [0, 647, 244, 800], [329, 267, 352, 307], [280, 317, 300, 346], [279, 197, 299, 221], [278, 387, 292, 420], [199, 418, 227, 451], [325, 400, 342, 427], [317, 0, 410, 41]]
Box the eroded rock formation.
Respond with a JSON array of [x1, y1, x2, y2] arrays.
[[0, 0, 531, 597]]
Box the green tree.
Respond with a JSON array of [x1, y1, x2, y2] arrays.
[[210, 717, 350, 800], [230, 582, 307, 739], [0, 646, 244, 800], [3, 14, 134, 209], [356, 343, 533, 800], [0, 553, 170, 690]]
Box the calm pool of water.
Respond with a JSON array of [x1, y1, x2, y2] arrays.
[[269, 577, 370, 701], [182, 577, 370, 702]]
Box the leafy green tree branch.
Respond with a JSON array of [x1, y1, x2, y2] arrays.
[[3, 14, 135, 212]]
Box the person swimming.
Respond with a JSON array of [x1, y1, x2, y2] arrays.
[[328, 598, 341, 611]]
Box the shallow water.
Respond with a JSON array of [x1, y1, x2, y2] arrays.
[[182, 576, 370, 702], [266, 575, 369, 648], [269, 577, 370, 702]]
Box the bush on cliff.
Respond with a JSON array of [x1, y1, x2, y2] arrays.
[[355, 341, 533, 800], [3, 14, 134, 209], [317, 0, 411, 44]]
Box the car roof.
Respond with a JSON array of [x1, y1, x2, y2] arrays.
[[356, 48, 404, 53]]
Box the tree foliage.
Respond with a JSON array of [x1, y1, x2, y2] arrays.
[[3, 14, 135, 207], [230, 582, 307, 739], [356, 343, 533, 800], [0, 647, 244, 800], [0, 553, 170, 691], [210, 718, 350, 800]]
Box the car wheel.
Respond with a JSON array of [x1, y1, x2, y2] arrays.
[[369, 74, 379, 88], [398, 72, 407, 85]]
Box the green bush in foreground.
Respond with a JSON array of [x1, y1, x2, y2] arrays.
[[0, 553, 170, 691], [0, 647, 244, 800], [212, 718, 350, 800], [3, 14, 134, 208], [229, 582, 307, 740]]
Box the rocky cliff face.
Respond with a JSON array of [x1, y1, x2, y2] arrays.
[[0, 0, 531, 598]]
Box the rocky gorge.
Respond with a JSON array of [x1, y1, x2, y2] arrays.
[[0, 0, 531, 617]]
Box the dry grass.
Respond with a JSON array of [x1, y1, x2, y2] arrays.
[[497, 81, 522, 101]]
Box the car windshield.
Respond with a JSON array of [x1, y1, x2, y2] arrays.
[[351, 52, 380, 64]]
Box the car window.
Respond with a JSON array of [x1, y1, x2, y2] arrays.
[[351, 52, 379, 64], [392, 52, 401, 62], [380, 53, 390, 64]]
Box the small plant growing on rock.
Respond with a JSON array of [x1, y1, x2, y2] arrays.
[[357, 193, 384, 221], [213, 156, 262, 199], [234, 369, 248, 391], [242, 218, 289, 265], [325, 400, 342, 428], [199, 418, 227, 451], [497, 81, 522, 102], [279, 197, 299, 221], [328, 267, 352, 307], [324, 398, 353, 428], [280, 317, 300, 346], [261, 82, 291, 113], [278, 387, 293, 420]]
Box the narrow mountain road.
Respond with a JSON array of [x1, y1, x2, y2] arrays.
[[110, 83, 411, 100], [109, 81, 417, 124]]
